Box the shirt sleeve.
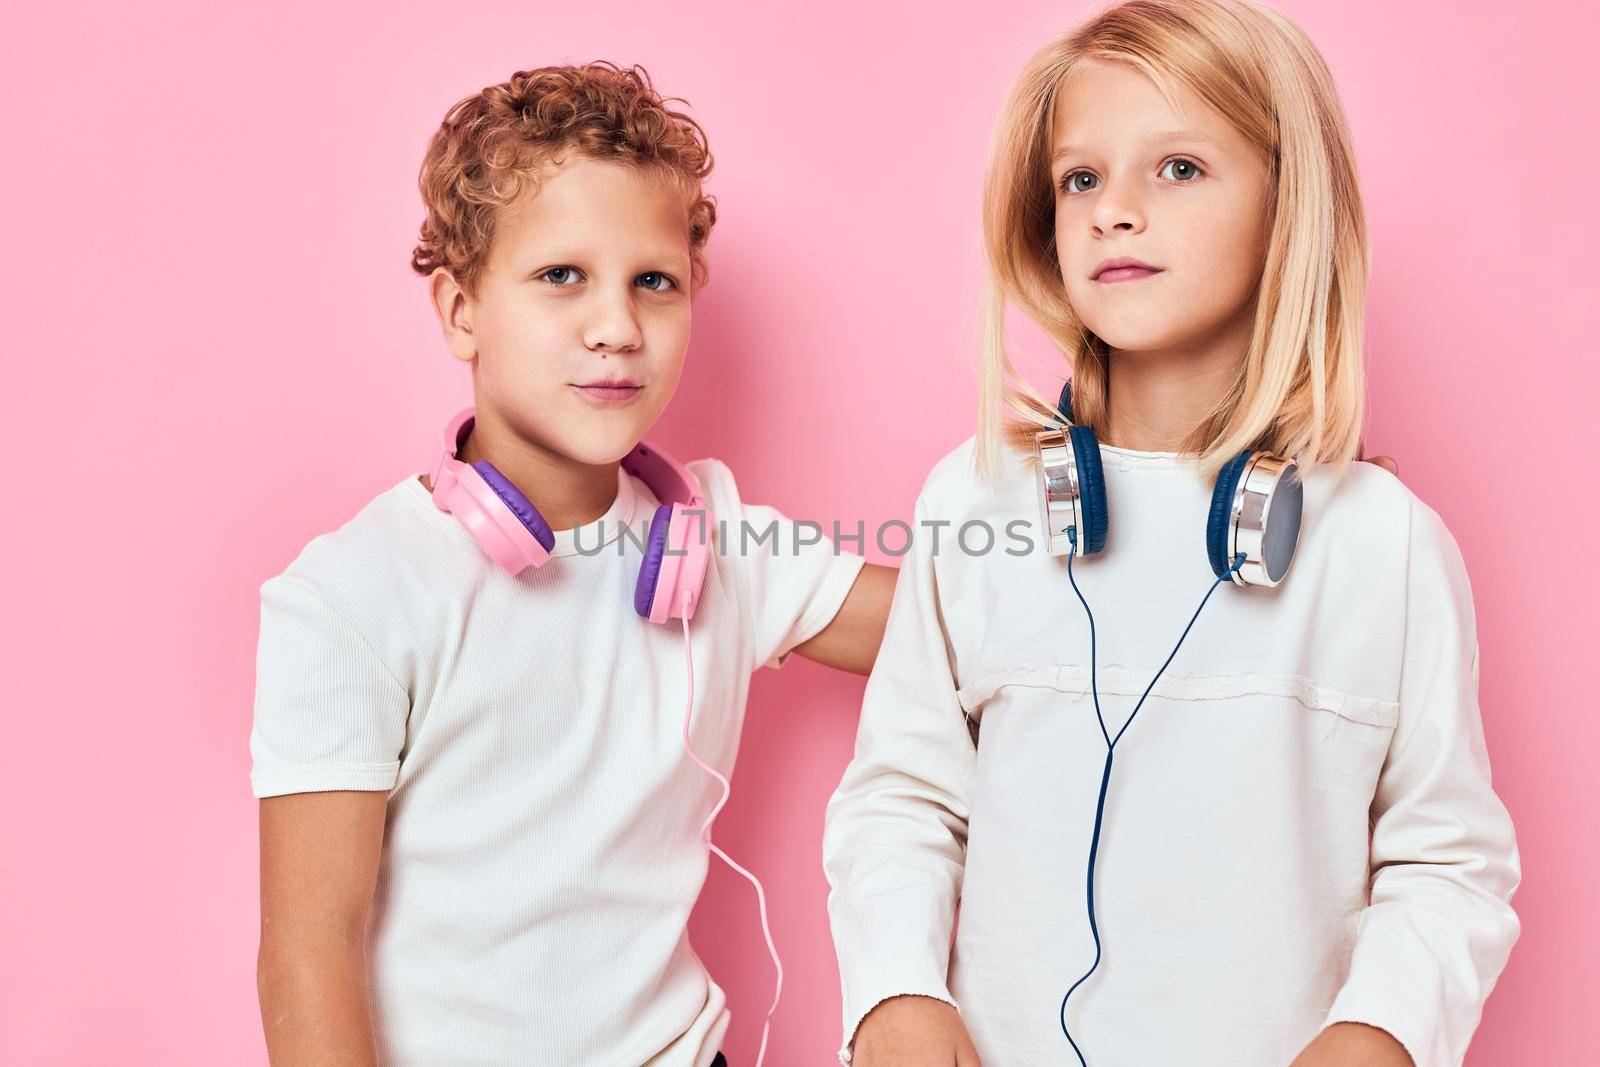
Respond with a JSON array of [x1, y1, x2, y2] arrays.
[[728, 492, 867, 673], [1320, 498, 1521, 1066], [821, 487, 975, 1064], [249, 573, 410, 798]]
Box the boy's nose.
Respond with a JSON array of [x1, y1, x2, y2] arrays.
[[583, 289, 644, 353]]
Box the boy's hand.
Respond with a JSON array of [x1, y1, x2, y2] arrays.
[[1288, 1022, 1413, 1066], [850, 995, 982, 1067], [1365, 454, 1399, 476]]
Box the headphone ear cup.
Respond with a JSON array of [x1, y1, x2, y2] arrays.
[[472, 461, 556, 552], [1068, 424, 1109, 554], [634, 504, 673, 619], [1207, 451, 1253, 578]]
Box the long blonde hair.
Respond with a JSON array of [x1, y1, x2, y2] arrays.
[[978, 0, 1369, 482]]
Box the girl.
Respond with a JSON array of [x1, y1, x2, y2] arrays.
[[822, 2, 1519, 1066]]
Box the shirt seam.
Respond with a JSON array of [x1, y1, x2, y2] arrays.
[[956, 665, 1400, 726], [275, 574, 410, 697]]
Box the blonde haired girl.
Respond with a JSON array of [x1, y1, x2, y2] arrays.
[[823, 2, 1519, 1065]]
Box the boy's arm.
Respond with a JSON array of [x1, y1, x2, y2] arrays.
[[258, 791, 387, 1067], [1315, 499, 1520, 1067], [791, 563, 898, 676], [251, 571, 410, 1065]]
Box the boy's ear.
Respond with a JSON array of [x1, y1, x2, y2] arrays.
[[428, 268, 477, 364]]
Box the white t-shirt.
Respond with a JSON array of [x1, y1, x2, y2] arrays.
[[251, 459, 865, 1067], [823, 437, 1520, 1067]]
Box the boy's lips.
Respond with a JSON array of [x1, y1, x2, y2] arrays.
[[571, 381, 644, 407]]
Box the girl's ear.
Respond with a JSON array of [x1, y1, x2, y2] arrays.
[[428, 267, 477, 364]]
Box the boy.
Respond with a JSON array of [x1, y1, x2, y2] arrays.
[[252, 62, 891, 1066]]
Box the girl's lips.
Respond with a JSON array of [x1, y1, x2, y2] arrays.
[[571, 383, 644, 407], [1095, 266, 1163, 284]]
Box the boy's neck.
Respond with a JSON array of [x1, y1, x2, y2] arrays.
[[1101, 303, 1254, 453], [425, 411, 622, 532]]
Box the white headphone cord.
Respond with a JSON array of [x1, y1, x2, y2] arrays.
[[679, 591, 783, 1066]]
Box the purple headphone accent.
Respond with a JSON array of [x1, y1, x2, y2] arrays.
[[634, 505, 674, 617], [472, 460, 556, 552]]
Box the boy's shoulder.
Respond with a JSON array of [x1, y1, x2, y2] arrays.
[[685, 454, 818, 526], [265, 473, 474, 615], [684, 456, 740, 517]]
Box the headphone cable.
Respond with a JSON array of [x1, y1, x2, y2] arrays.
[[1058, 531, 1245, 1065], [679, 593, 783, 1067]]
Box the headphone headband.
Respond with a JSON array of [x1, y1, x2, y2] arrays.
[[432, 408, 475, 494], [434, 408, 704, 516], [621, 440, 705, 515]]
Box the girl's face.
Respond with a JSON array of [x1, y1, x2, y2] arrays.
[[1049, 60, 1272, 355]]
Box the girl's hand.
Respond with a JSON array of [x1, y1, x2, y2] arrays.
[[851, 995, 982, 1067], [1288, 1022, 1413, 1066]]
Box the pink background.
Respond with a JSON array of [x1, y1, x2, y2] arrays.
[[4, 0, 1595, 1062]]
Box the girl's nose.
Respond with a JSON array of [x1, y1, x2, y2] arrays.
[[1090, 179, 1147, 236]]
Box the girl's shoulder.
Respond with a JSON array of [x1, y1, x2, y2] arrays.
[[1300, 460, 1469, 588], [908, 437, 1470, 586], [918, 434, 1029, 514]]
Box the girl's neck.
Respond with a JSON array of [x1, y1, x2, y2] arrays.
[[1100, 304, 1253, 453], [442, 408, 622, 532]]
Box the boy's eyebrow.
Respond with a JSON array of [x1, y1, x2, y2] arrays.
[[519, 248, 692, 269], [1051, 130, 1227, 162]]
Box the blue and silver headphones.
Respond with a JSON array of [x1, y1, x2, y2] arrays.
[[1032, 381, 1305, 1066], [1033, 381, 1304, 585]]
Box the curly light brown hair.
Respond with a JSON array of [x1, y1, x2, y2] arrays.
[[411, 62, 717, 296]]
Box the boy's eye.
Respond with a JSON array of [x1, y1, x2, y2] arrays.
[[1160, 157, 1204, 182], [1060, 171, 1099, 194], [636, 272, 677, 292], [539, 266, 583, 286]]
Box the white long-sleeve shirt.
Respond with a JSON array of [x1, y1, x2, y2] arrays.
[[823, 436, 1519, 1067]]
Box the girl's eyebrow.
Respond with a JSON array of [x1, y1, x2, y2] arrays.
[[1147, 129, 1226, 148], [1051, 129, 1226, 162]]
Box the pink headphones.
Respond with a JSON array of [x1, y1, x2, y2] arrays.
[[429, 408, 710, 622]]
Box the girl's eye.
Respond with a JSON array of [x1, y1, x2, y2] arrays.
[[636, 272, 677, 292], [539, 266, 583, 286], [1060, 171, 1099, 195], [1160, 158, 1204, 182]]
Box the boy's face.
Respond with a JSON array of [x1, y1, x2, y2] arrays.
[[1048, 60, 1273, 356], [436, 155, 695, 466]]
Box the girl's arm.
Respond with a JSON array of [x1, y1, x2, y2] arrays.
[[822, 487, 978, 1063], [1314, 497, 1521, 1067], [258, 791, 386, 1067]]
